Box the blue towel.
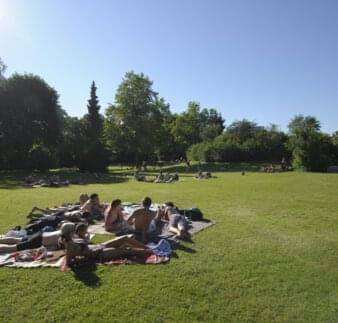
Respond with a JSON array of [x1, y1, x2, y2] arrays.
[[147, 239, 172, 257]]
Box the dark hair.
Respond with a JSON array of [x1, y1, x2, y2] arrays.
[[75, 223, 88, 233], [82, 211, 91, 219], [110, 199, 122, 208], [165, 201, 174, 208], [90, 193, 98, 200], [142, 197, 152, 207]]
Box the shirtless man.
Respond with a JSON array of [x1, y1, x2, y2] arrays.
[[127, 197, 159, 242]]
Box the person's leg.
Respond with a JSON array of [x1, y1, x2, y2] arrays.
[[168, 225, 181, 237], [0, 244, 17, 253], [177, 221, 188, 237], [41, 231, 61, 246], [0, 237, 22, 244], [101, 236, 148, 249]]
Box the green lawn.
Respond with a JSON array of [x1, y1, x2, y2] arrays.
[[0, 167, 337, 322]]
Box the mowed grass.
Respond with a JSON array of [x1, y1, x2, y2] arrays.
[[0, 169, 338, 322]]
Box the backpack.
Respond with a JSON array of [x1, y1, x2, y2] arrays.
[[179, 208, 204, 221]]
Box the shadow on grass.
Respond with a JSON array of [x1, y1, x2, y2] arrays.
[[155, 162, 265, 174], [71, 262, 101, 288], [0, 169, 129, 190]]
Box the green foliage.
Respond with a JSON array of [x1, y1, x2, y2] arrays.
[[79, 81, 109, 172], [0, 57, 6, 80], [104, 72, 171, 163], [188, 120, 289, 163], [171, 102, 225, 154], [0, 73, 62, 170], [288, 115, 335, 171], [27, 142, 56, 171]]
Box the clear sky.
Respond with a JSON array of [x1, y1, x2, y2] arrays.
[[0, 0, 337, 133]]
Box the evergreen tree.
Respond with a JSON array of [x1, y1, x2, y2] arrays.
[[86, 81, 102, 139], [80, 81, 109, 172]]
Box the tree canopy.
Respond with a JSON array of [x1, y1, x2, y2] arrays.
[[0, 59, 336, 172]]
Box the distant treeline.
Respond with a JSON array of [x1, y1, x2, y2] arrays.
[[0, 58, 337, 172]]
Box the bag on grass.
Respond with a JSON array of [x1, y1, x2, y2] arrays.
[[179, 208, 204, 221]]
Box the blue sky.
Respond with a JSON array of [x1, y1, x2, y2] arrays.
[[1, 0, 337, 133]]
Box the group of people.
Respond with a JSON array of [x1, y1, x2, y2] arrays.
[[134, 171, 179, 183], [0, 194, 189, 271], [104, 197, 188, 240], [195, 171, 213, 179], [24, 175, 70, 188]]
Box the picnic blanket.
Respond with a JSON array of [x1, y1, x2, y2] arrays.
[[0, 248, 65, 268], [88, 203, 216, 239], [88, 218, 216, 240]]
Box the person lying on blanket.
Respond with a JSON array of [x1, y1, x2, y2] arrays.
[[60, 223, 153, 271], [0, 224, 69, 254], [27, 193, 89, 219], [80, 193, 106, 221], [104, 199, 125, 232], [126, 197, 160, 242], [162, 202, 188, 239]]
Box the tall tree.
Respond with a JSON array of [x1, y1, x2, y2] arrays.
[[104, 71, 164, 163], [86, 81, 102, 139], [80, 81, 108, 172]]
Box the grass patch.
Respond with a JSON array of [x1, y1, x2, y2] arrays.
[[0, 169, 337, 322]]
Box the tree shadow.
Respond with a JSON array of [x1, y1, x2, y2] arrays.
[[0, 169, 129, 190]]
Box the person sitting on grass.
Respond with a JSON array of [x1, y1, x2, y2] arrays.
[[60, 223, 153, 271], [81, 193, 105, 221], [126, 197, 159, 242], [0, 222, 75, 254], [134, 171, 146, 182], [195, 170, 212, 179], [154, 171, 164, 183], [172, 172, 179, 181], [163, 202, 188, 239], [104, 199, 125, 232]]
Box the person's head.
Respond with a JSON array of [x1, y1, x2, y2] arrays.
[[79, 193, 89, 205], [164, 201, 174, 208], [60, 222, 75, 240], [90, 193, 99, 204], [75, 223, 88, 238], [142, 197, 152, 208], [110, 199, 122, 209]]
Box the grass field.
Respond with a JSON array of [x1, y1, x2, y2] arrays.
[[0, 166, 337, 322]]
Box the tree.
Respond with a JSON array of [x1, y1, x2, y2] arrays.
[[85, 81, 103, 139], [104, 71, 164, 163], [79, 81, 109, 172], [288, 115, 334, 171], [0, 57, 6, 80], [0, 73, 62, 169]]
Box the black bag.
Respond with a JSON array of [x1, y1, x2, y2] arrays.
[[179, 208, 204, 221]]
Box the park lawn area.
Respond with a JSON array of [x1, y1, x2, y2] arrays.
[[0, 168, 337, 322]]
